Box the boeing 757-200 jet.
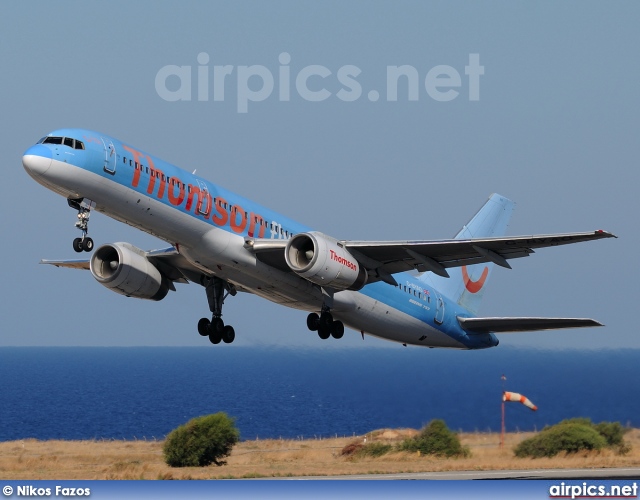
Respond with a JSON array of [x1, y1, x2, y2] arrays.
[[22, 129, 616, 349]]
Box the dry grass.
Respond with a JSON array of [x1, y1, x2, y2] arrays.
[[1, 429, 640, 480]]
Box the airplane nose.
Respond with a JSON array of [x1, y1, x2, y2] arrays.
[[22, 144, 53, 177]]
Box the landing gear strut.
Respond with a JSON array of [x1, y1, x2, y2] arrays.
[[307, 306, 344, 340], [198, 276, 237, 345], [69, 198, 94, 253]]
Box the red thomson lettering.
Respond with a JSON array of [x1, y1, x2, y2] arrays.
[[230, 205, 248, 234], [185, 184, 211, 216], [211, 196, 229, 226], [118, 147, 269, 234], [146, 156, 166, 199], [122, 145, 145, 187], [329, 249, 357, 271], [168, 177, 185, 206], [248, 213, 266, 238]]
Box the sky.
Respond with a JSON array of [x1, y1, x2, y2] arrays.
[[0, 1, 637, 349]]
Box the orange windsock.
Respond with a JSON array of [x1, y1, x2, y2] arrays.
[[503, 391, 537, 411]]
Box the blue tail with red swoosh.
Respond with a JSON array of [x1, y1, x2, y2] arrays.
[[418, 193, 515, 315]]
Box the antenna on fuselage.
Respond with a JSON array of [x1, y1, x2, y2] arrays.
[[192, 169, 197, 174]]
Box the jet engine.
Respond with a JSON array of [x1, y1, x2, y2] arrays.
[[90, 242, 170, 301], [285, 231, 368, 290]]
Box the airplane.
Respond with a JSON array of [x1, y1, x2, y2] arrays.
[[22, 129, 616, 349]]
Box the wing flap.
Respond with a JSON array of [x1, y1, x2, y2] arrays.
[[243, 238, 291, 272], [458, 316, 604, 334]]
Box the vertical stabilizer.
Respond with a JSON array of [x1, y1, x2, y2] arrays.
[[418, 193, 515, 315]]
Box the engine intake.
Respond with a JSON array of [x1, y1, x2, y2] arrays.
[[285, 232, 368, 291], [90, 242, 170, 301]]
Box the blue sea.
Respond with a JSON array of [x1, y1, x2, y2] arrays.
[[0, 347, 638, 442]]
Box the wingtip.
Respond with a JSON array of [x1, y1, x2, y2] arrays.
[[596, 229, 618, 239]]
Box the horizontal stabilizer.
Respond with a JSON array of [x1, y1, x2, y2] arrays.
[[458, 316, 603, 334], [40, 259, 90, 270]]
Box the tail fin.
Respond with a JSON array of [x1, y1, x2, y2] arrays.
[[418, 193, 515, 315]]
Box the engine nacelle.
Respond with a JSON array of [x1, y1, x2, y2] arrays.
[[285, 231, 368, 291], [90, 242, 170, 301]]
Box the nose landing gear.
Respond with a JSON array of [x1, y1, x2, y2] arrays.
[[69, 198, 94, 253]]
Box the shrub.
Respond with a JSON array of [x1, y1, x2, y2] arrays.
[[357, 442, 392, 458], [340, 442, 364, 457], [593, 421, 626, 448], [163, 412, 240, 467], [340, 441, 392, 459], [398, 419, 469, 457], [515, 419, 609, 458]]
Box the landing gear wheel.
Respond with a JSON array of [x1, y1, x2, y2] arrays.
[[306, 313, 320, 331], [211, 317, 225, 335], [320, 311, 333, 329], [331, 321, 344, 339], [82, 237, 94, 252], [318, 324, 331, 340], [198, 318, 211, 336], [209, 331, 222, 344], [72, 238, 83, 253], [222, 325, 235, 344]]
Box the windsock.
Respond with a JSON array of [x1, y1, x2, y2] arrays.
[[503, 391, 537, 411]]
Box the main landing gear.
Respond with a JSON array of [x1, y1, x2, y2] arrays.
[[197, 276, 237, 345], [306, 307, 345, 340], [68, 198, 94, 253]]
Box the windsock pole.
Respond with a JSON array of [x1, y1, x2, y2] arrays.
[[501, 398, 505, 449], [500, 375, 506, 450]]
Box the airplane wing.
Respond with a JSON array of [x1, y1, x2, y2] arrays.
[[342, 230, 616, 278], [247, 230, 616, 284], [458, 316, 603, 334], [40, 247, 204, 285]]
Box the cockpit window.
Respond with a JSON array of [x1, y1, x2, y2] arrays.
[[43, 136, 63, 145], [41, 136, 85, 150]]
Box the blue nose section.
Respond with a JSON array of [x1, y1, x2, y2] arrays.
[[22, 144, 53, 177]]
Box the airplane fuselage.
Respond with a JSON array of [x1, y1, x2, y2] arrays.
[[23, 128, 500, 349]]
